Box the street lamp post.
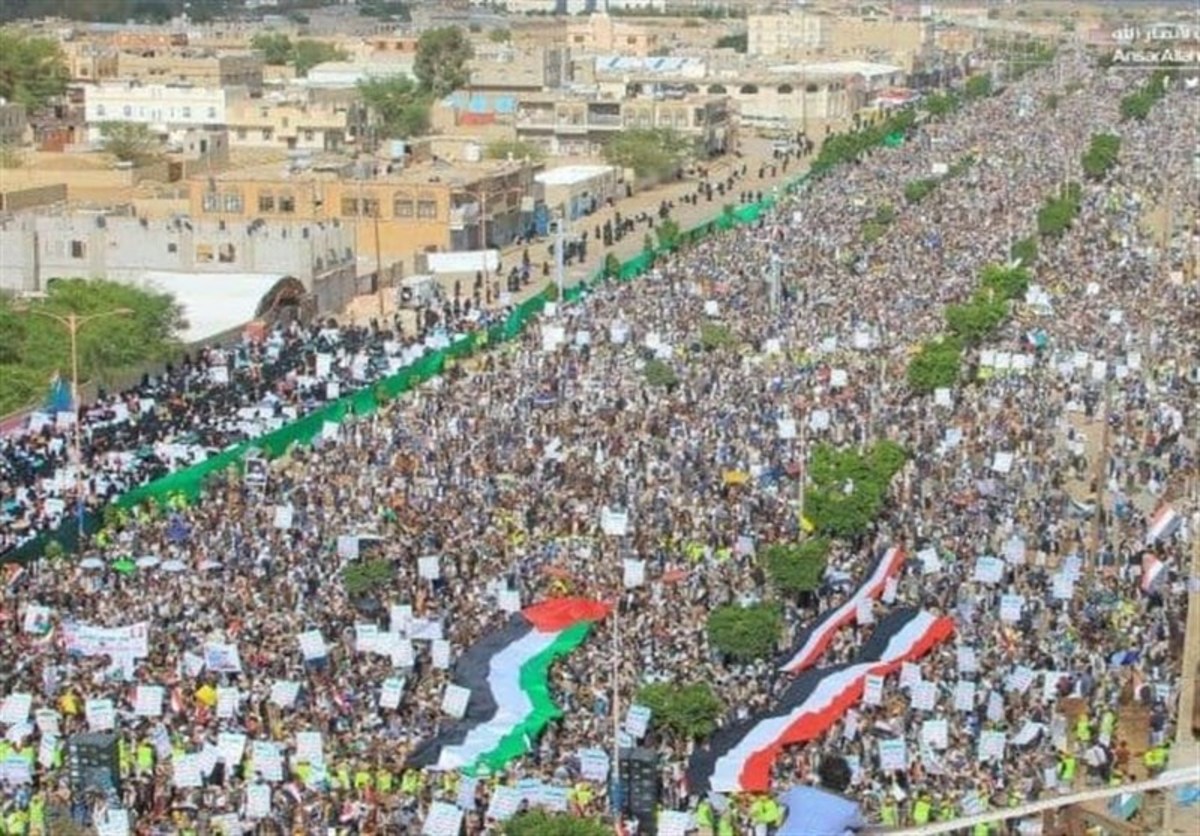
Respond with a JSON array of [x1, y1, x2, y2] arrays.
[[17, 306, 134, 547]]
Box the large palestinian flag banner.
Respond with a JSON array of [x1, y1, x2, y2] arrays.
[[407, 597, 610, 773], [778, 546, 906, 674], [688, 608, 954, 794]]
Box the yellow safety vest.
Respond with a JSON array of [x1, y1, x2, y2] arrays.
[[913, 799, 932, 824]]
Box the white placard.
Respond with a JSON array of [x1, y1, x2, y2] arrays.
[[878, 739, 907, 771], [777, 418, 797, 439], [269, 680, 300, 708], [882, 577, 898, 604], [298, 630, 327, 661], [921, 719, 949, 750], [423, 801, 464, 836], [0, 693, 32, 725], [862, 674, 884, 706], [911, 681, 937, 711], [1052, 573, 1075, 600], [173, 754, 202, 788], [934, 387, 953, 407], [498, 589, 521, 613], [204, 643, 242, 673], [659, 811, 694, 836], [956, 646, 979, 674], [954, 681, 976, 712], [1006, 665, 1035, 694], [830, 369, 848, 388], [809, 409, 831, 431], [986, 690, 1005, 723], [295, 731, 324, 766], [973, 556, 1005, 584], [579, 748, 610, 781], [601, 507, 629, 536], [134, 686, 163, 718], [252, 741, 284, 782], [991, 452, 1014, 474], [441, 684, 471, 719], [217, 732, 246, 767], [856, 597, 875, 625], [431, 639, 452, 670], [86, 698, 116, 732], [456, 775, 479, 810], [216, 687, 238, 719], [625, 704, 652, 739], [1003, 537, 1026, 565], [899, 662, 922, 689], [542, 325, 565, 352], [622, 558, 646, 588], [704, 300, 719, 317], [380, 678, 405, 710], [1000, 593, 1025, 623], [418, 555, 441, 580], [272, 505, 293, 530], [486, 786, 523, 821], [917, 547, 942, 575], [246, 783, 271, 819], [355, 624, 380, 654], [979, 729, 1007, 762]]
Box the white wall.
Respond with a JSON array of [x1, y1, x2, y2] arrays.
[[84, 83, 243, 141]]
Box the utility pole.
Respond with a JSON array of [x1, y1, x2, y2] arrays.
[[555, 202, 566, 311]]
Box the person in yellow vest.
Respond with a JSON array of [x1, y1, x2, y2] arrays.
[[694, 798, 714, 836], [118, 738, 133, 778], [353, 763, 373, 796], [27, 794, 45, 836], [1144, 743, 1168, 776], [335, 761, 352, 792], [912, 792, 933, 825], [375, 766, 393, 796], [717, 814, 735, 836], [1076, 712, 1092, 744], [4, 805, 27, 836], [879, 797, 899, 826], [400, 767, 421, 796], [1059, 751, 1078, 785], [1099, 708, 1116, 744], [937, 796, 955, 821], [136, 740, 155, 776]]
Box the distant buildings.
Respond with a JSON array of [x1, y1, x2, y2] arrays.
[[0, 102, 29, 147], [83, 83, 244, 143]]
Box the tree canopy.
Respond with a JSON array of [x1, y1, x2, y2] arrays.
[[804, 441, 908, 538], [706, 603, 781, 662], [603, 128, 693, 180], [358, 76, 431, 139], [906, 335, 963, 394], [0, 30, 68, 110], [99, 122, 160, 164], [763, 539, 830, 595], [414, 27, 473, 98], [0, 279, 186, 415], [250, 34, 347, 77], [635, 681, 723, 739]]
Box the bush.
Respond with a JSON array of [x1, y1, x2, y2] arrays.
[[1036, 185, 1082, 238], [643, 358, 678, 388], [504, 811, 611, 836], [904, 178, 939, 204], [862, 220, 888, 243], [1010, 237, 1038, 266], [923, 92, 959, 119], [981, 263, 1031, 301], [763, 539, 830, 594], [707, 604, 782, 662], [655, 218, 682, 252], [964, 75, 993, 99], [635, 682, 723, 738], [1081, 133, 1120, 180], [699, 322, 734, 351], [603, 252, 621, 279], [906, 335, 963, 394], [342, 558, 394, 598], [803, 443, 908, 539], [874, 204, 897, 225], [944, 294, 1008, 344]]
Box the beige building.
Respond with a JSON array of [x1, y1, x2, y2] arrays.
[[115, 49, 265, 94], [225, 93, 369, 153], [62, 42, 120, 83], [748, 12, 931, 71], [511, 13, 664, 57], [186, 156, 543, 276]]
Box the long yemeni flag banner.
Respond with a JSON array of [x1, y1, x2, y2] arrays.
[[407, 597, 610, 774], [689, 608, 954, 794], [778, 546, 906, 674]]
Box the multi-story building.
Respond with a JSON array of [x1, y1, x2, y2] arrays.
[[114, 49, 264, 94], [468, 46, 572, 93], [225, 92, 369, 153], [748, 12, 932, 71], [0, 102, 28, 147], [564, 13, 663, 56], [185, 156, 543, 276], [0, 210, 358, 314], [83, 82, 248, 143], [61, 42, 120, 84], [513, 91, 732, 158]]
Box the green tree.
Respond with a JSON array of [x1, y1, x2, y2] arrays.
[[964, 75, 993, 99], [342, 558, 395, 598], [292, 40, 348, 77], [643, 358, 678, 389], [980, 263, 1030, 301], [707, 604, 781, 662], [603, 252, 621, 279], [903, 178, 938, 204], [0, 279, 185, 415], [99, 122, 159, 164], [1081, 133, 1120, 181], [803, 442, 909, 538], [0, 31, 68, 109], [906, 335, 963, 394], [250, 32, 293, 65], [763, 539, 830, 595], [1010, 236, 1038, 266], [1036, 184, 1081, 238], [503, 811, 611, 836], [603, 128, 692, 180], [485, 138, 544, 161], [923, 91, 959, 119], [715, 32, 747, 52], [944, 293, 1008, 344], [414, 26, 473, 97], [655, 217, 681, 251], [699, 322, 733, 351], [636, 682, 723, 738], [358, 76, 431, 139]]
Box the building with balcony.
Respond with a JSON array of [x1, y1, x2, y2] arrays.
[[513, 92, 731, 159], [115, 49, 265, 93], [225, 92, 369, 153], [83, 82, 248, 143], [185, 156, 543, 276]]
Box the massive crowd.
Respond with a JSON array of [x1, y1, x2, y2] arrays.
[[0, 49, 1197, 836]]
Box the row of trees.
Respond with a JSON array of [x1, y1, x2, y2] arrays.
[[0, 279, 186, 415], [906, 263, 1031, 392], [1119, 69, 1174, 122]]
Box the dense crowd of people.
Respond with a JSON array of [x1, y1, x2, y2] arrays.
[[0, 48, 1197, 836]]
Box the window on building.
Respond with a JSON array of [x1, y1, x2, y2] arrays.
[[361, 198, 379, 218], [223, 193, 242, 213], [207, 107, 217, 119], [70, 240, 85, 259], [196, 244, 214, 263], [218, 243, 236, 263], [123, 105, 132, 117], [262, 129, 273, 140], [626, 36, 636, 45], [278, 195, 295, 213], [258, 194, 275, 213], [236, 128, 246, 140], [167, 242, 177, 253], [202, 192, 219, 212], [182, 106, 192, 119], [394, 195, 414, 217], [304, 131, 314, 142], [96, 104, 106, 117], [417, 200, 437, 220], [282, 117, 289, 128], [341, 197, 359, 217], [572, 35, 584, 44]]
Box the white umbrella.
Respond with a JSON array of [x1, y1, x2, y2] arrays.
[[79, 558, 104, 570], [136, 555, 161, 569], [160, 560, 187, 573]]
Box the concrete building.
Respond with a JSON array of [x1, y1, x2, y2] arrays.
[[0, 210, 358, 315], [305, 57, 416, 88], [83, 82, 248, 143], [185, 156, 543, 276], [225, 92, 369, 153], [115, 49, 265, 94], [468, 46, 572, 93], [748, 12, 932, 71], [0, 102, 29, 147], [565, 13, 663, 56], [535, 164, 619, 220]]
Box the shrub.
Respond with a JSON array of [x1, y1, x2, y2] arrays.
[[1010, 237, 1038, 266], [342, 558, 394, 598], [904, 178, 939, 204], [635, 682, 723, 738], [862, 220, 888, 243], [643, 358, 678, 388], [874, 204, 897, 225], [699, 322, 734, 351], [1081, 133, 1120, 180], [907, 335, 963, 393], [945, 294, 1008, 344], [964, 74, 993, 99], [707, 604, 782, 662], [603, 252, 621, 279], [981, 263, 1031, 301], [763, 539, 830, 594]]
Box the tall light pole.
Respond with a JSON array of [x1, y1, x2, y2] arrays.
[[16, 306, 134, 547]]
